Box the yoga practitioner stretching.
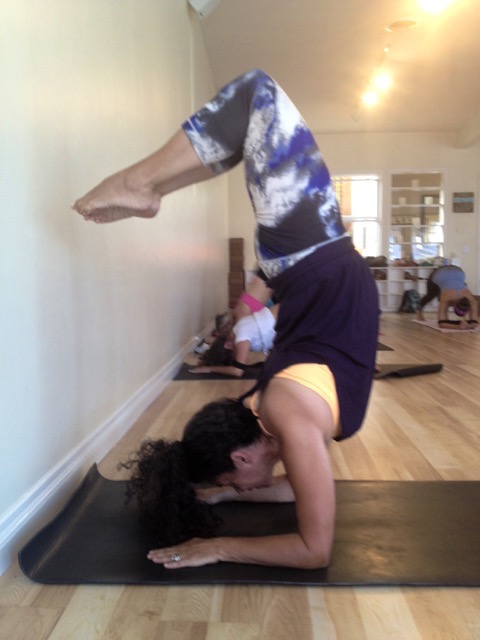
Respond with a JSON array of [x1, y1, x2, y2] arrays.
[[73, 69, 379, 570], [191, 304, 278, 378], [416, 265, 479, 330]]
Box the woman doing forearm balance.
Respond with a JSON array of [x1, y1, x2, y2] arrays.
[[73, 69, 379, 570]]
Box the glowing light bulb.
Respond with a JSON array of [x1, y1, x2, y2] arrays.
[[361, 91, 378, 107], [418, 0, 454, 13], [373, 72, 391, 91]]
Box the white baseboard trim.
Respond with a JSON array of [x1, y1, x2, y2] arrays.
[[0, 339, 197, 576]]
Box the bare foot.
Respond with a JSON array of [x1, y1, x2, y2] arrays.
[[72, 168, 161, 223]]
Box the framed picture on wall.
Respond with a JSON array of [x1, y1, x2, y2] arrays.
[[452, 192, 474, 213]]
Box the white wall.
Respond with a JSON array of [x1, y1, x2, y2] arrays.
[[0, 0, 228, 572], [228, 131, 480, 291]]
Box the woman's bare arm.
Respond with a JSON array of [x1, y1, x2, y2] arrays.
[[196, 474, 294, 504], [189, 340, 250, 377], [148, 378, 336, 570]]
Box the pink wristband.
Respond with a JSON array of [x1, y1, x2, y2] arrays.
[[239, 292, 264, 313]]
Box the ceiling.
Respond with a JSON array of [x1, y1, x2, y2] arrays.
[[196, 0, 480, 147]]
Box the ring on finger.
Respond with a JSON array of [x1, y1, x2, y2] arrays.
[[170, 553, 182, 562]]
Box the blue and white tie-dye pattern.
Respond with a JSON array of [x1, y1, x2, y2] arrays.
[[182, 69, 346, 278]]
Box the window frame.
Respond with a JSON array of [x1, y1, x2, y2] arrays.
[[332, 173, 382, 258]]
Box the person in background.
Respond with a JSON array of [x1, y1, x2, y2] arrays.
[[191, 304, 279, 377], [194, 269, 275, 355], [232, 270, 275, 322], [416, 265, 478, 330]]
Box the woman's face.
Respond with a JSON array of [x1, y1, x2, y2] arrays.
[[215, 439, 278, 493]]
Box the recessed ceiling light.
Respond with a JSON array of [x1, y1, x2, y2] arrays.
[[385, 19, 419, 32], [418, 0, 454, 13], [361, 91, 379, 107], [373, 72, 392, 91]]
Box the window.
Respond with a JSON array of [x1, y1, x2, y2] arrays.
[[332, 175, 381, 257]]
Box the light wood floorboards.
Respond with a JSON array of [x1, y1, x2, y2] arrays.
[[1, 313, 480, 639]]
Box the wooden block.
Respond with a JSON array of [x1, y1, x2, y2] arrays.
[[228, 272, 245, 286], [229, 238, 244, 252], [229, 255, 244, 270]]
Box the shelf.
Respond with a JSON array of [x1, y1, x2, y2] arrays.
[[389, 172, 444, 264], [391, 186, 440, 192], [391, 204, 441, 208], [370, 265, 437, 312], [390, 246, 443, 249]]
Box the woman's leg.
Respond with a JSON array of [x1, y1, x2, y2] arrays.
[[417, 272, 440, 320], [72, 70, 264, 224], [73, 67, 342, 269], [72, 130, 213, 223]]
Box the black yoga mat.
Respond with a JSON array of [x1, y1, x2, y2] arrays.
[[176, 346, 391, 380], [374, 363, 443, 379], [19, 465, 480, 586], [173, 362, 260, 380]]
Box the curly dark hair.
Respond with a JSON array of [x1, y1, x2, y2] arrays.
[[121, 398, 262, 546]]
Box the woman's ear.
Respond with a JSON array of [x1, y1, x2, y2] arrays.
[[230, 449, 251, 467]]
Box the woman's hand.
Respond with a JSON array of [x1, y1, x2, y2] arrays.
[[189, 366, 211, 374], [147, 537, 224, 568], [189, 365, 244, 377]]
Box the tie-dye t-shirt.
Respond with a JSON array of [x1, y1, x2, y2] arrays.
[[182, 69, 346, 278]]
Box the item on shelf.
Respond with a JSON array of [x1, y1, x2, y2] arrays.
[[365, 255, 388, 267], [392, 258, 418, 267], [404, 271, 425, 282]]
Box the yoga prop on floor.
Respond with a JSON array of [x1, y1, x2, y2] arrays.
[[413, 319, 480, 333], [374, 363, 443, 379], [173, 362, 260, 381], [19, 465, 480, 586]]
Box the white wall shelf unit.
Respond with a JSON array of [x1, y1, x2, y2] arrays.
[[370, 266, 436, 313], [370, 172, 444, 312], [389, 172, 444, 264]]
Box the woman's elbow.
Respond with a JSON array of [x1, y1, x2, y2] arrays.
[[299, 542, 333, 570], [297, 549, 332, 569], [302, 552, 331, 570]]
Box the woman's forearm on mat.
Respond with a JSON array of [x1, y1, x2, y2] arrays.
[[216, 532, 330, 569], [232, 474, 295, 502], [197, 475, 294, 504]]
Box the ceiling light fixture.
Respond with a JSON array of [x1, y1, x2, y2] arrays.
[[361, 91, 379, 108], [418, 0, 454, 13], [357, 44, 393, 111], [373, 72, 392, 91]]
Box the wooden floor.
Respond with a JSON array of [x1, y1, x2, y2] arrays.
[[2, 313, 480, 640]]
